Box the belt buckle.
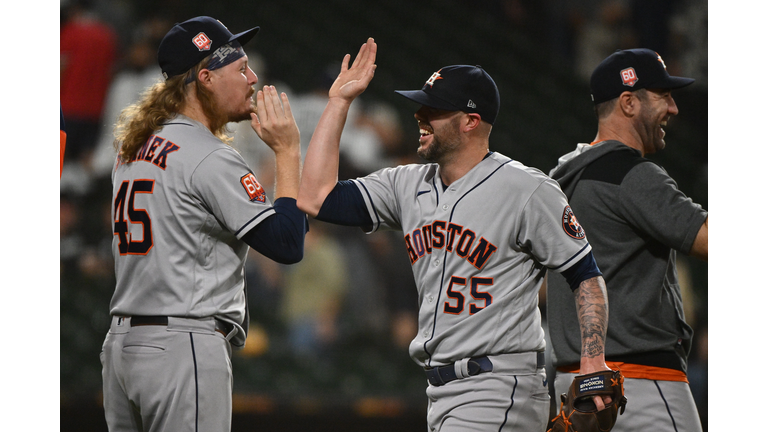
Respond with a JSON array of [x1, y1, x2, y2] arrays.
[[425, 365, 449, 387]]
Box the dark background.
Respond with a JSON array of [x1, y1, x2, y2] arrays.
[[60, 0, 708, 430]]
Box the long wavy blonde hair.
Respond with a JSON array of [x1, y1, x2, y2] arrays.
[[113, 55, 232, 162]]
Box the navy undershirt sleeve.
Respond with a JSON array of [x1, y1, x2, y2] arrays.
[[241, 197, 308, 264], [561, 251, 603, 291], [316, 180, 373, 231]]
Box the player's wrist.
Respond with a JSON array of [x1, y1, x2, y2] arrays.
[[272, 145, 301, 161], [327, 96, 354, 110], [579, 356, 609, 374]]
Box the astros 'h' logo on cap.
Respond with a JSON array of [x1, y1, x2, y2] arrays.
[[193, 32, 212, 51], [425, 70, 443, 87]]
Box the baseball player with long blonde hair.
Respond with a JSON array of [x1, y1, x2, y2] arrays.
[[102, 16, 306, 431]]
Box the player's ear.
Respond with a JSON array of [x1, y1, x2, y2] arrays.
[[618, 91, 637, 117], [197, 68, 214, 88], [464, 113, 482, 132]]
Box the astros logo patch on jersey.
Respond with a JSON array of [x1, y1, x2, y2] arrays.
[[561, 206, 586, 239], [240, 173, 266, 203]]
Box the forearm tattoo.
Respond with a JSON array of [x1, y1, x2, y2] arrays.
[[574, 276, 608, 359]]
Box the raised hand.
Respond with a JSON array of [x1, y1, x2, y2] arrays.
[[296, 38, 378, 215], [328, 38, 377, 102], [251, 85, 301, 156], [251, 85, 301, 199]]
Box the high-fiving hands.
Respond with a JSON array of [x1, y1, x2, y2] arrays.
[[251, 85, 301, 155], [329, 37, 378, 102], [296, 37, 378, 216], [251, 84, 301, 199]]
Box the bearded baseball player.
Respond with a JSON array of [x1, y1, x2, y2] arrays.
[[101, 16, 306, 431], [547, 49, 708, 432], [297, 39, 614, 431]]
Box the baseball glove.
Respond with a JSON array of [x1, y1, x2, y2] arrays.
[[548, 369, 627, 432]]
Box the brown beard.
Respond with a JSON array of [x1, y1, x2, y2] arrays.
[[636, 102, 665, 155], [417, 116, 463, 162]]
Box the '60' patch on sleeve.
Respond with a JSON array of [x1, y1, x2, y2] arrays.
[[241, 173, 266, 203], [561, 206, 586, 239]]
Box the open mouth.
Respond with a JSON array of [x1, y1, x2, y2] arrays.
[[419, 127, 433, 144], [419, 123, 434, 140]]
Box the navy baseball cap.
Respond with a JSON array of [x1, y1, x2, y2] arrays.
[[395, 65, 501, 125], [158, 16, 260, 79], [590, 48, 694, 104]]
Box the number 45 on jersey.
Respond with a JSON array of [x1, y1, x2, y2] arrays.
[[113, 179, 154, 255]]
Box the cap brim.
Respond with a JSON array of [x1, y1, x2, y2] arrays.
[[656, 75, 695, 90], [395, 90, 459, 111], [231, 26, 260, 46]]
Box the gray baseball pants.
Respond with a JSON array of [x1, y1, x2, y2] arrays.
[[101, 316, 233, 432]]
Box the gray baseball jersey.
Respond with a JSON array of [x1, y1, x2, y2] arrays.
[[109, 114, 275, 345], [352, 152, 592, 368]]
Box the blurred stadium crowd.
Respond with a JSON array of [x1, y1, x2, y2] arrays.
[[60, 0, 708, 429]]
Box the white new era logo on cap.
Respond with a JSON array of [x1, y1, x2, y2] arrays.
[[467, 100, 476, 108]]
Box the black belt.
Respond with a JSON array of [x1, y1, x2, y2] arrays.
[[425, 352, 546, 387], [129, 315, 233, 337]]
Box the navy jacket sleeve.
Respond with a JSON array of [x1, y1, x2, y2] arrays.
[[241, 197, 308, 264], [315, 180, 373, 230]]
